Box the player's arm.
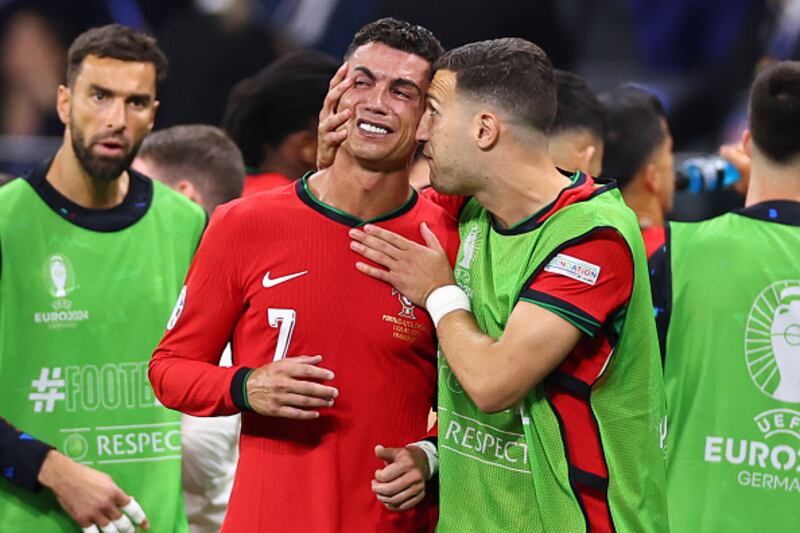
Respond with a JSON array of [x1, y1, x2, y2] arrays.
[[350, 224, 629, 412], [149, 204, 337, 419], [0, 418, 148, 532]]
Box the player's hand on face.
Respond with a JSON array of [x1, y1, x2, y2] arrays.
[[371, 444, 429, 512], [37, 450, 149, 532], [316, 62, 353, 169], [246, 355, 338, 419], [350, 222, 454, 306]]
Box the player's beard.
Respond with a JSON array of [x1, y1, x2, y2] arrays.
[[71, 124, 140, 183]]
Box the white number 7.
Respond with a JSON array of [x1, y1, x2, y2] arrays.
[[268, 308, 296, 362]]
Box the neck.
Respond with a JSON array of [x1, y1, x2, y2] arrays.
[[745, 157, 800, 206], [46, 136, 129, 209], [308, 151, 411, 220], [473, 144, 571, 229], [621, 187, 665, 228]]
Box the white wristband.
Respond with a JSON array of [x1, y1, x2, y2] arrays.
[[409, 440, 439, 480], [426, 285, 470, 328]]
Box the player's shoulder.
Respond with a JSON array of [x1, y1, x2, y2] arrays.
[[208, 180, 299, 227], [414, 191, 459, 232]]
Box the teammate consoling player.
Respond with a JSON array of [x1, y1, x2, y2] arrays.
[[149, 18, 458, 532], [347, 38, 669, 532]]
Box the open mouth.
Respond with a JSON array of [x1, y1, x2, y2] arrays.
[[94, 138, 127, 156], [357, 119, 393, 136]]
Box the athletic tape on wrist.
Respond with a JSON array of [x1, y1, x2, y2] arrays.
[[426, 285, 470, 328]]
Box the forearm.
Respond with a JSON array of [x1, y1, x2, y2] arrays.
[[148, 351, 251, 416], [437, 311, 521, 412], [0, 418, 53, 492]]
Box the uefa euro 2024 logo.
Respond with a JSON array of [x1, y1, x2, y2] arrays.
[[44, 254, 76, 301], [745, 281, 800, 403]]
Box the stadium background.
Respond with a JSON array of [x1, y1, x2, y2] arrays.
[[0, 0, 795, 219]]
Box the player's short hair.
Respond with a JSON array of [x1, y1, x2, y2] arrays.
[[749, 61, 800, 163], [222, 50, 339, 168], [67, 24, 168, 87], [345, 18, 443, 67], [599, 87, 666, 189], [138, 125, 244, 208], [551, 70, 605, 140], [434, 38, 556, 135]]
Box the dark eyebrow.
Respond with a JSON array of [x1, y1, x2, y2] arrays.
[[88, 83, 151, 103], [353, 66, 376, 80]]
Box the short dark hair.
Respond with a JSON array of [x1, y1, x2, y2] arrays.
[[67, 24, 168, 86], [551, 70, 605, 139], [599, 87, 666, 189], [749, 61, 800, 163], [345, 18, 443, 66], [434, 38, 556, 134], [222, 50, 338, 168], [138, 125, 244, 209]]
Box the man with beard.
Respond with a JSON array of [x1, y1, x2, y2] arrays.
[[149, 18, 457, 532], [0, 25, 205, 532]]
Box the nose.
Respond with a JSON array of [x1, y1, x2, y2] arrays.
[[104, 98, 126, 131], [363, 84, 389, 116], [416, 111, 431, 143]]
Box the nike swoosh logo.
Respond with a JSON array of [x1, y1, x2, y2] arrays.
[[262, 270, 308, 288]]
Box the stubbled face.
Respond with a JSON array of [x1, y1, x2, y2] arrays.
[[61, 55, 158, 182], [339, 42, 430, 171], [652, 118, 675, 214], [416, 69, 476, 195]]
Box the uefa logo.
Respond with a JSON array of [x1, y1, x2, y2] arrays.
[[745, 280, 800, 403]]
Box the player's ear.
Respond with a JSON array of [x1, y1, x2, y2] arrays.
[[576, 144, 595, 175], [643, 162, 659, 194], [56, 85, 71, 125], [475, 112, 500, 151], [175, 180, 202, 206], [742, 129, 752, 157]]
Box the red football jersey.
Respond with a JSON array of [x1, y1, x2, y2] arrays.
[[150, 177, 458, 532]]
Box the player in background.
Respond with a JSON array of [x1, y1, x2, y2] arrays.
[[149, 18, 458, 532], [0, 24, 205, 533], [650, 60, 800, 532], [135, 124, 244, 212], [600, 87, 675, 257], [134, 124, 245, 533], [222, 50, 338, 196], [346, 38, 668, 532], [549, 69, 605, 177]]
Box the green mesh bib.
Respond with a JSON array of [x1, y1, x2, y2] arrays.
[[438, 180, 668, 532], [0, 177, 204, 532]]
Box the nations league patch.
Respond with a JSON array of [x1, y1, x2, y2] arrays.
[[544, 253, 601, 286], [166, 286, 187, 330]]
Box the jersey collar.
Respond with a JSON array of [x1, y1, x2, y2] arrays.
[[295, 172, 418, 228], [23, 157, 153, 232], [733, 200, 800, 226]]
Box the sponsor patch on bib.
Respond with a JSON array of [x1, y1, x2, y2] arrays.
[[544, 253, 601, 286]]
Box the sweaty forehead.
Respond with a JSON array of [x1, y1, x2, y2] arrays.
[[349, 42, 431, 86]]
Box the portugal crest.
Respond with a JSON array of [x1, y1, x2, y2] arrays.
[[392, 288, 416, 320]]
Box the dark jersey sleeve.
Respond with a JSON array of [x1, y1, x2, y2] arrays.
[[0, 417, 53, 492], [149, 202, 253, 416], [519, 229, 634, 336], [648, 224, 672, 364]]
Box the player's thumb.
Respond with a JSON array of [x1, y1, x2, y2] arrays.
[[420, 222, 443, 251], [375, 444, 401, 464]]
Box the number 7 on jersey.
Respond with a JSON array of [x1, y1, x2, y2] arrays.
[[267, 308, 296, 361]]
